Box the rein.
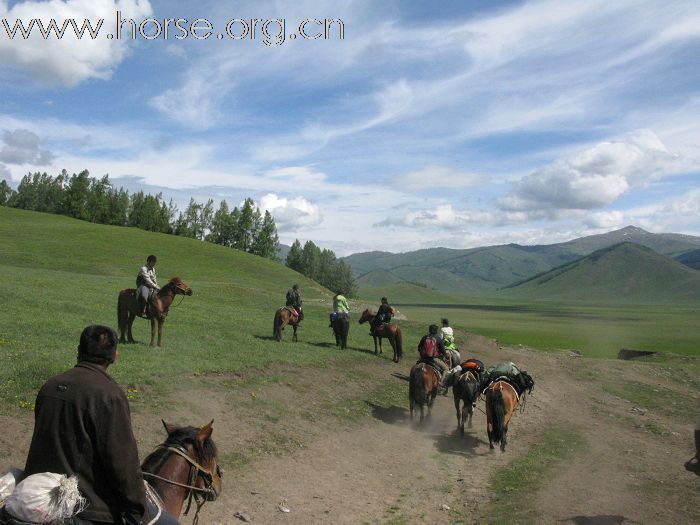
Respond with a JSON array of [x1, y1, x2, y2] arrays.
[[142, 444, 218, 525]]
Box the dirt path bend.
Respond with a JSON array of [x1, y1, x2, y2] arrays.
[[193, 336, 698, 525], [2, 333, 697, 525]]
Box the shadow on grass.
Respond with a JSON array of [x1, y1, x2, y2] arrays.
[[366, 401, 408, 424], [391, 372, 410, 382], [253, 335, 278, 342], [685, 457, 700, 476]]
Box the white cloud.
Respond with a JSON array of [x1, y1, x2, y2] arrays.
[[0, 162, 10, 179], [499, 130, 694, 213], [263, 166, 327, 186], [0, 128, 54, 164], [393, 165, 484, 192], [259, 193, 322, 230], [0, 0, 152, 86], [375, 204, 487, 230]]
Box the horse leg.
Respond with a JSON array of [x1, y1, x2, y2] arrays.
[[501, 425, 508, 452], [157, 319, 164, 347], [149, 318, 156, 347], [390, 338, 398, 363], [409, 398, 414, 421], [293, 324, 298, 342], [467, 402, 474, 429], [127, 312, 136, 343], [454, 395, 463, 436]]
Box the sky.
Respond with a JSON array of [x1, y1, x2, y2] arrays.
[[1, 0, 699, 255]]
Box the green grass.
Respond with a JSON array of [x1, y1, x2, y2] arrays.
[[0, 207, 428, 411], [479, 425, 586, 525], [397, 301, 700, 358]]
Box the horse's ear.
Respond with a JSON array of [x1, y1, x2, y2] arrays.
[[162, 419, 177, 435], [197, 419, 214, 442]]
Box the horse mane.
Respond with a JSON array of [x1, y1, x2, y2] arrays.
[[142, 425, 217, 474]]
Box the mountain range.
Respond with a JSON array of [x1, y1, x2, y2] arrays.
[[342, 226, 700, 303]]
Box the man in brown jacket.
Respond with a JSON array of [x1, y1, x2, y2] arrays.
[[23, 325, 148, 524]]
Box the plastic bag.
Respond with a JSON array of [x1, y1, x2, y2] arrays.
[[0, 468, 24, 506], [5, 472, 86, 523]]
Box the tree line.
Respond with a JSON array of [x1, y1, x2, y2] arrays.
[[0, 170, 279, 259], [0, 170, 359, 295], [286, 239, 358, 297]]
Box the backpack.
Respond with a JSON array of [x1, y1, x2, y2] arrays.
[[421, 336, 439, 358]]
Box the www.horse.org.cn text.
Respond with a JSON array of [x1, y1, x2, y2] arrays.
[[1, 12, 345, 47]]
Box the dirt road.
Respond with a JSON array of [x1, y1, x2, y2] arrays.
[[2, 332, 698, 524]]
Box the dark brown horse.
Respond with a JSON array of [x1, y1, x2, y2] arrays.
[[273, 307, 299, 342], [118, 277, 193, 347], [331, 312, 350, 349], [453, 370, 480, 436], [485, 380, 520, 451], [358, 308, 403, 362], [408, 362, 440, 422], [141, 420, 222, 522]]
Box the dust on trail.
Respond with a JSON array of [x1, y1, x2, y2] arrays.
[[1, 332, 697, 524]]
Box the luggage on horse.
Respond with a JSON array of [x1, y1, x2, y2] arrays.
[[485, 361, 534, 396], [3, 472, 86, 524]]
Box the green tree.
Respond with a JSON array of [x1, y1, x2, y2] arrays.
[[251, 210, 280, 259], [62, 170, 91, 220], [0, 179, 14, 205], [235, 198, 256, 251], [286, 239, 303, 272]]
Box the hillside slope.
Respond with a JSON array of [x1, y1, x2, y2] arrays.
[[501, 242, 700, 304], [344, 226, 700, 300]]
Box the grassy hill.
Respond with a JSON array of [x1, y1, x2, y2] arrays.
[[501, 242, 700, 304], [1, 206, 415, 409], [344, 226, 700, 301]]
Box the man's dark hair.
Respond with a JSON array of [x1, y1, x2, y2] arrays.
[[147, 255, 157, 264], [381, 297, 388, 303], [292, 284, 299, 290], [78, 325, 118, 365], [442, 318, 449, 326], [428, 324, 438, 335]]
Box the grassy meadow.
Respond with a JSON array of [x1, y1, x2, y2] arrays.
[[0, 207, 428, 411], [396, 301, 700, 358], [1, 205, 698, 414]]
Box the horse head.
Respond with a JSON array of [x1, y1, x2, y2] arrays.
[[358, 309, 375, 324], [169, 277, 193, 296], [142, 420, 223, 516]]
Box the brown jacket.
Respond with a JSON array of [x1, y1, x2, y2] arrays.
[[24, 362, 146, 524]]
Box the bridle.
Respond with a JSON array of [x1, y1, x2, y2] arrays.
[[142, 444, 221, 524]]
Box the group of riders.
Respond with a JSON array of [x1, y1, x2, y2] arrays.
[[1, 255, 533, 525]]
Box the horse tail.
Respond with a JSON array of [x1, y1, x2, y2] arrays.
[[273, 309, 282, 341], [117, 290, 127, 334], [410, 366, 427, 406], [394, 327, 403, 359], [489, 389, 505, 443]]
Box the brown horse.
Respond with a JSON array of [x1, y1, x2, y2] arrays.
[[485, 380, 520, 451], [453, 370, 480, 436], [118, 277, 193, 347], [358, 308, 403, 362], [273, 307, 299, 342], [408, 362, 440, 422], [141, 420, 222, 522]]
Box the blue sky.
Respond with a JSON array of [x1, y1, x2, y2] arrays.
[[1, 0, 699, 255]]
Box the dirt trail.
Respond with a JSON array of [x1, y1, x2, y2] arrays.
[[191, 335, 698, 525], [2, 332, 697, 524]]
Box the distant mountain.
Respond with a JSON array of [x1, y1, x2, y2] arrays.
[[676, 248, 700, 270], [276, 243, 291, 262], [343, 226, 700, 301], [500, 242, 700, 304]]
